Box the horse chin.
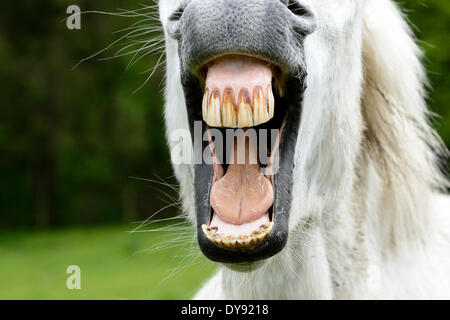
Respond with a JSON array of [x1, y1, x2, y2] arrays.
[[224, 260, 266, 273], [180, 54, 307, 264]]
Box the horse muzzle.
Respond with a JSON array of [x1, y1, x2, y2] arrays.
[[166, 0, 316, 264]]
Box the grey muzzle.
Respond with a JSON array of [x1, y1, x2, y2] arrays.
[[167, 0, 316, 78]]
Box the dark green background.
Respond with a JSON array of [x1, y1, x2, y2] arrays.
[[1, 1, 449, 229]]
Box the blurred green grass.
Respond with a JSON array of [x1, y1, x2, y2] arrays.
[[0, 223, 216, 300]]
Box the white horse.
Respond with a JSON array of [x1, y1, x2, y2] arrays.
[[158, 0, 450, 299]]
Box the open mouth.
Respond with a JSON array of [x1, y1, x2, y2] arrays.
[[200, 55, 286, 250], [184, 53, 305, 263]]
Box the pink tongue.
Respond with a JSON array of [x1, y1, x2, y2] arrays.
[[210, 131, 274, 225]]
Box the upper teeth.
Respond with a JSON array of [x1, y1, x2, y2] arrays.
[[202, 85, 275, 128]]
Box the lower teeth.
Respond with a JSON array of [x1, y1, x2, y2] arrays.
[[201, 222, 274, 249]]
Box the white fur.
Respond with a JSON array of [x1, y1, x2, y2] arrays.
[[159, 0, 450, 299]]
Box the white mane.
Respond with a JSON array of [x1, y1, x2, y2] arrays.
[[159, 0, 450, 299], [362, 0, 448, 244]]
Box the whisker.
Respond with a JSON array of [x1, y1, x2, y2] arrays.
[[71, 1, 165, 91], [133, 52, 165, 93]]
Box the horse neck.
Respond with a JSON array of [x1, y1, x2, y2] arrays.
[[220, 153, 435, 299]]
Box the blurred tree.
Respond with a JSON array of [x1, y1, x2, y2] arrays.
[[0, 1, 174, 229]]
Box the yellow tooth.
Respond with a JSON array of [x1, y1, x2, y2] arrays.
[[212, 233, 223, 245], [237, 88, 254, 128], [250, 230, 263, 246], [202, 224, 217, 237], [222, 236, 238, 248], [207, 89, 222, 127], [237, 235, 252, 247], [222, 87, 237, 128], [253, 86, 271, 126], [267, 86, 275, 119], [256, 233, 267, 243], [202, 89, 209, 121], [251, 230, 262, 238]]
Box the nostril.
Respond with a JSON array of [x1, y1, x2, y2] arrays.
[[285, 0, 316, 35], [166, 6, 185, 40], [286, 0, 313, 17], [168, 6, 185, 22]]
